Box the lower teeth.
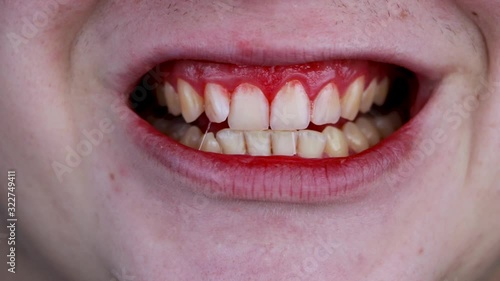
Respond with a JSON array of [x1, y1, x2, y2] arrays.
[[147, 111, 402, 159]]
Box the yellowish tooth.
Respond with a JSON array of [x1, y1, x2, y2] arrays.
[[373, 77, 390, 106], [341, 76, 365, 121], [160, 82, 182, 116], [228, 83, 269, 130], [200, 132, 222, 153], [180, 126, 203, 149], [270, 80, 311, 130], [156, 85, 167, 107], [322, 126, 349, 158], [271, 131, 297, 156], [311, 83, 341, 125], [355, 117, 381, 146], [342, 122, 369, 153], [359, 79, 378, 113], [216, 129, 246, 155], [297, 130, 326, 159], [373, 112, 403, 138], [151, 119, 171, 135], [244, 131, 272, 156], [204, 83, 230, 123], [178, 79, 204, 123], [165, 122, 191, 141]]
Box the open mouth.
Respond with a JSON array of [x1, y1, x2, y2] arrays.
[[127, 58, 423, 203], [133, 60, 416, 158]]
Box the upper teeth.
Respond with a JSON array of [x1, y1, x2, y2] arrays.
[[340, 76, 365, 121], [373, 77, 390, 106], [158, 76, 390, 130], [228, 83, 269, 130], [178, 79, 204, 123], [270, 80, 311, 130], [311, 83, 341, 125], [204, 83, 230, 123]]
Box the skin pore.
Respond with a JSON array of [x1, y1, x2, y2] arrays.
[[1, 1, 500, 280]]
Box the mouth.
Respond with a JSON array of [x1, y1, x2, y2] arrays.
[[126, 57, 426, 203]]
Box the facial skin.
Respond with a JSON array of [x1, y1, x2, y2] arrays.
[[1, 1, 500, 280]]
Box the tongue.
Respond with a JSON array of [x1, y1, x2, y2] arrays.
[[160, 60, 393, 100]]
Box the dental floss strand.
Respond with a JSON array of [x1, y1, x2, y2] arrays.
[[198, 122, 212, 150]]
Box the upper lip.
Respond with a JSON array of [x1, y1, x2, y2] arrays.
[[97, 7, 452, 99], [87, 2, 473, 203]]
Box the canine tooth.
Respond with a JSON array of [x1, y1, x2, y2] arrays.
[[244, 131, 272, 156], [216, 129, 246, 155], [360, 79, 378, 113], [311, 83, 341, 125], [200, 132, 222, 153], [178, 79, 204, 123], [156, 85, 167, 107], [228, 84, 269, 130], [271, 131, 297, 156], [270, 80, 311, 130], [342, 122, 369, 153], [373, 112, 402, 138], [180, 126, 203, 149], [159, 82, 182, 116], [341, 76, 365, 121], [322, 126, 349, 158], [373, 77, 390, 106], [205, 83, 230, 123], [355, 117, 381, 146], [297, 130, 326, 159]]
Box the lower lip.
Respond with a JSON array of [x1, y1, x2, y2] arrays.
[[126, 109, 420, 203]]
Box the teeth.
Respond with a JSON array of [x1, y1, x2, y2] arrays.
[[322, 126, 349, 158], [244, 131, 272, 156], [342, 122, 369, 153], [271, 131, 298, 156], [359, 79, 378, 113], [151, 119, 171, 135], [178, 79, 204, 123], [373, 77, 390, 106], [165, 121, 191, 141], [228, 83, 269, 130], [156, 85, 168, 107], [355, 117, 381, 146], [216, 129, 246, 155], [200, 132, 222, 153], [373, 112, 402, 138], [180, 126, 203, 149], [311, 83, 341, 125], [270, 80, 311, 130], [297, 130, 326, 159], [159, 82, 182, 116], [204, 83, 230, 123], [341, 76, 365, 121], [154, 75, 398, 158]]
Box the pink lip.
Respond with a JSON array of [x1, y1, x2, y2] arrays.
[[125, 106, 422, 203]]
